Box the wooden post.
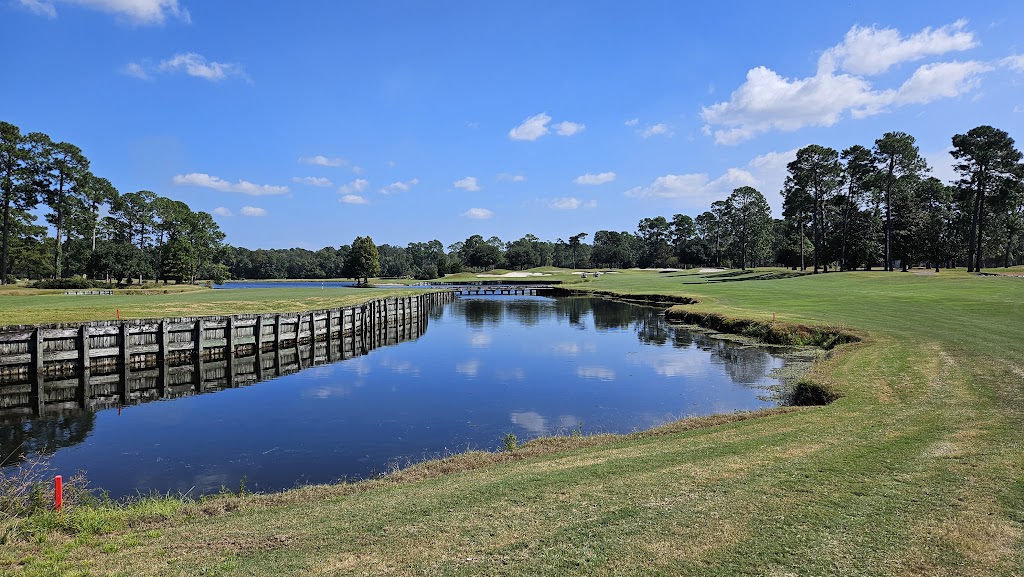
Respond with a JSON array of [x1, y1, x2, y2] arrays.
[[158, 321, 168, 398], [254, 335, 264, 381], [254, 315, 264, 352], [326, 309, 335, 363], [225, 316, 236, 387], [296, 315, 306, 370], [32, 327, 45, 416], [274, 314, 282, 346], [194, 318, 204, 392], [79, 325, 91, 408], [273, 336, 281, 377], [119, 323, 130, 404], [340, 308, 349, 360]]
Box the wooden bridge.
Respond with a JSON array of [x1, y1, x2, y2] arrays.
[[0, 292, 455, 420], [449, 285, 557, 296]]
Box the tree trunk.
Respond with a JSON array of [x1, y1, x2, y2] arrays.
[[884, 161, 894, 272], [812, 196, 820, 274], [798, 220, 805, 271], [53, 177, 65, 279], [840, 193, 850, 271], [975, 191, 987, 273], [1, 197, 9, 284]]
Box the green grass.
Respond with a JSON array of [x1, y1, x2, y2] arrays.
[[0, 286, 434, 326], [2, 268, 1023, 575]]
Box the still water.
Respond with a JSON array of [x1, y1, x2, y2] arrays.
[[1, 297, 785, 498]]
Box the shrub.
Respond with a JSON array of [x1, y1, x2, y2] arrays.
[[31, 277, 105, 290], [787, 380, 839, 406], [1, 453, 91, 519], [502, 433, 519, 452]]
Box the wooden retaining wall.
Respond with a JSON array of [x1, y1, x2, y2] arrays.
[[0, 292, 455, 421]]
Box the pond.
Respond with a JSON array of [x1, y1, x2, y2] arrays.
[[1, 296, 787, 499]]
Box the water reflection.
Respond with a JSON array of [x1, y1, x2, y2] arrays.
[[1, 296, 787, 498], [457, 299, 504, 328], [0, 307, 431, 466], [510, 411, 582, 436]]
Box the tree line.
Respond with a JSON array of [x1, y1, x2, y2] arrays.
[[5, 120, 1021, 285], [1, 120, 226, 285], [228, 125, 1022, 279]]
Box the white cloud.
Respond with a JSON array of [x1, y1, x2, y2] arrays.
[[172, 173, 288, 196], [583, 200, 598, 209], [124, 53, 247, 82], [553, 121, 585, 136], [338, 179, 368, 194], [462, 208, 493, 219], [351, 165, 364, 175], [1015, 105, 1024, 114], [211, 207, 232, 217], [891, 61, 992, 106], [1003, 55, 1024, 72], [18, 0, 57, 17], [340, 194, 369, 205], [548, 197, 581, 210], [156, 53, 245, 81], [240, 206, 266, 217], [291, 176, 332, 187], [624, 118, 639, 127], [508, 113, 551, 141], [300, 155, 347, 167], [820, 20, 976, 76], [379, 178, 419, 194], [626, 148, 797, 208], [497, 172, 525, 182], [641, 123, 672, 138], [453, 176, 481, 191], [20, 0, 190, 24], [702, 22, 993, 144], [121, 62, 149, 80], [574, 171, 616, 185]]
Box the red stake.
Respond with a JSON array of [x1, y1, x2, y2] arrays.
[[54, 475, 63, 512], [116, 309, 121, 320]]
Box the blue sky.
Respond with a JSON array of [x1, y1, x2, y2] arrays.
[[3, 0, 1022, 249]]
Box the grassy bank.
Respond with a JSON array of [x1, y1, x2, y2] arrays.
[[2, 269, 1023, 575], [0, 286, 433, 326]]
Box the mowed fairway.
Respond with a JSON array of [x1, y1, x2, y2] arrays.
[[3, 270, 1023, 576], [0, 287, 428, 325]]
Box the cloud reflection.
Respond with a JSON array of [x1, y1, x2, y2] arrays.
[[495, 368, 527, 381], [469, 333, 493, 348], [577, 366, 616, 381], [305, 385, 354, 399], [455, 360, 481, 377], [380, 358, 419, 375], [631, 353, 707, 378], [511, 411, 546, 435], [341, 358, 371, 375], [510, 411, 583, 436]]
